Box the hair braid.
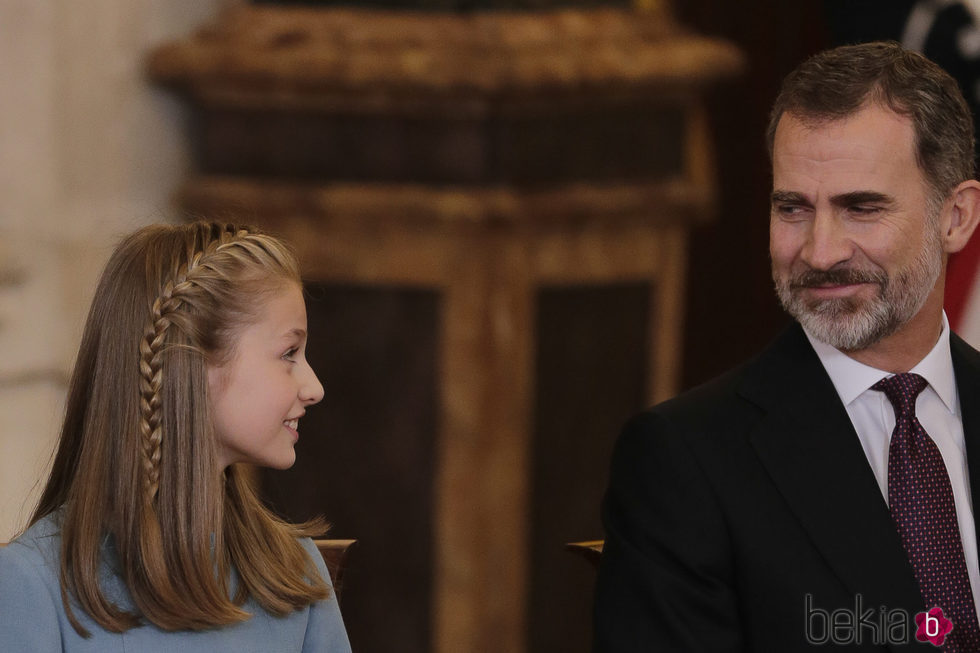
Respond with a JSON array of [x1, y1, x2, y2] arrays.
[[136, 228, 265, 504], [137, 248, 210, 504]]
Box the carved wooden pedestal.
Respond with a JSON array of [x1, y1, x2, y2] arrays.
[[150, 7, 742, 652]]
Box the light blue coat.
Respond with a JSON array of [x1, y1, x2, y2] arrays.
[[0, 513, 351, 652]]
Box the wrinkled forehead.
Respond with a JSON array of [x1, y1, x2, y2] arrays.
[[772, 106, 922, 190]]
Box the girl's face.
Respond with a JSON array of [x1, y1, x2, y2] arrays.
[[208, 282, 324, 470]]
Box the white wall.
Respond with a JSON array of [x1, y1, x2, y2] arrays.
[[0, 0, 238, 541]]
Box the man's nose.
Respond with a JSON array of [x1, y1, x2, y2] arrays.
[[800, 212, 853, 271]]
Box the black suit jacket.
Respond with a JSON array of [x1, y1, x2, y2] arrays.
[[594, 324, 980, 652]]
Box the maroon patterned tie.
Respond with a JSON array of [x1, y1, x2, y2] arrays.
[[874, 373, 980, 652]]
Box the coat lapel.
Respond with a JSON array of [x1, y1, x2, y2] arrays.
[[951, 333, 980, 552], [740, 325, 924, 640]]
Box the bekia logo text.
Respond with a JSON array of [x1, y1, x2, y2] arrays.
[[805, 594, 952, 647]]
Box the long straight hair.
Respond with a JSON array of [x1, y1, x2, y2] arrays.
[[31, 222, 328, 635]]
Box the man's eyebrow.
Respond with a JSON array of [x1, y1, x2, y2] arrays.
[[830, 191, 894, 207], [770, 190, 896, 207], [770, 190, 808, 204]]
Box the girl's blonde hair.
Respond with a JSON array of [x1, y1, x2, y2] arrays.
[[31, 222, 328, 636]]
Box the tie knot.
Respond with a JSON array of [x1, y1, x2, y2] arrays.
[[872, 373, 928, 417]]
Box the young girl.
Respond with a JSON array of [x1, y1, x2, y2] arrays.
[[0, 222, 351, 652]]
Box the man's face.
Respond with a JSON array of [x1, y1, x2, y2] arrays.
[[769, 103, 945, 351]]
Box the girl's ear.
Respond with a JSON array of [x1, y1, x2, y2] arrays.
[[943, 180, 980, 254]]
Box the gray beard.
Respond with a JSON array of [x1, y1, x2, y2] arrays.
[[772, 238, 943, 351]]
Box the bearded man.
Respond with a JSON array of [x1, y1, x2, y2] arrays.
[[594, 42, 980, 652]]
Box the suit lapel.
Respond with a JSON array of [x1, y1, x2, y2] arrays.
[[740, 325, 924, 633], [951, 334, 980, 551]]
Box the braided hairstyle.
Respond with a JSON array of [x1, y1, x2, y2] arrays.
[[31, 222, 328, 636], [138, 251, 200, 505]]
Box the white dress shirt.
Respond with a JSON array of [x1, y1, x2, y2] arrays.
[[805, 313, 980, 619]]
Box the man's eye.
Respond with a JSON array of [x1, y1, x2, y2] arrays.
[[850, 205, 879, 215], [774, 204, 808, 219]]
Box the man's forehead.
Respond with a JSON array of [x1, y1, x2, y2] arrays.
[[772, 105, 920, 186]]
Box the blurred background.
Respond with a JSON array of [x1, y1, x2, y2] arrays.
[[4, 1, 980, 652]]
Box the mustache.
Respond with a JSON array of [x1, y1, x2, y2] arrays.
[[788, 267, 887, 290]]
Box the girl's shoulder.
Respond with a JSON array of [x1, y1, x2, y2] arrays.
[[0, 513, 68, 650], [1, 511, 62, 568], [0, 512, 65, 611], [10, 511, 62, 540]]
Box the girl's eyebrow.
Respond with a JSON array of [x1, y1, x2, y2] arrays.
[[282, 328, 307, 340]]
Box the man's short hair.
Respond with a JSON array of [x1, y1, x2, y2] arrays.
[[766, 41, 976, 205]]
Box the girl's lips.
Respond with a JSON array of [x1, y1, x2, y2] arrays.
[[284, 417, 300, 441]]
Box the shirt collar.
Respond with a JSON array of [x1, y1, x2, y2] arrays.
[[804, 311, 956, 412]]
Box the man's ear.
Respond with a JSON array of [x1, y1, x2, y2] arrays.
[[944, 179, 980, 254]]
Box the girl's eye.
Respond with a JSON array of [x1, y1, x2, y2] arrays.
[[282, 347, 299, 362]]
